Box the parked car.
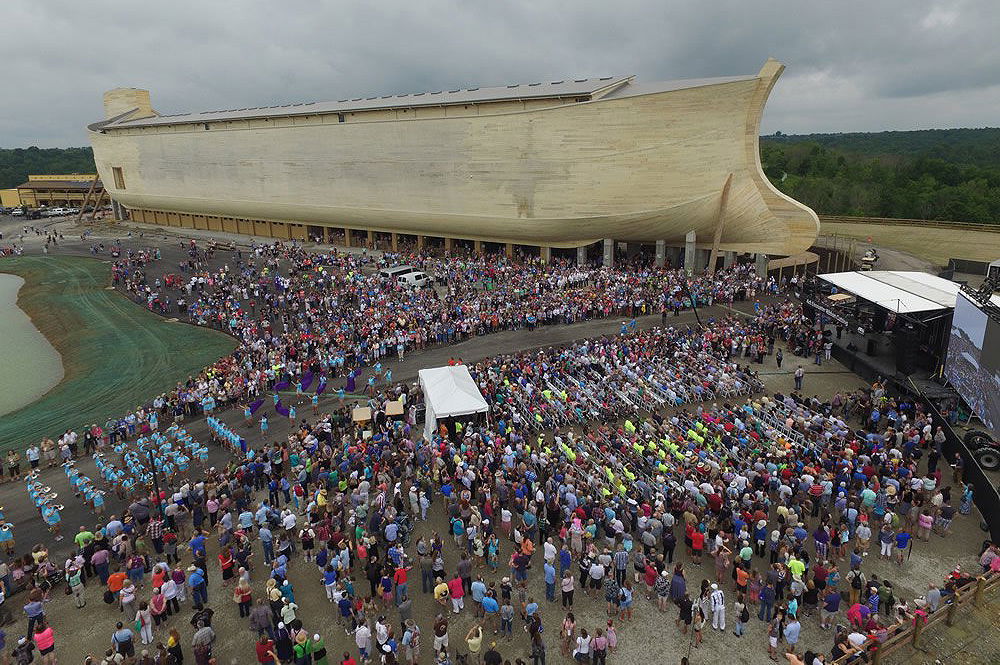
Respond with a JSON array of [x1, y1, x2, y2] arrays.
[[378, 265, 417, 280], [965, 430, 1000, 471], [398, 271, 432, 288], [11, 208, 24, 216]]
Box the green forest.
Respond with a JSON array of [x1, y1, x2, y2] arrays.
[[760, 128, 1000, 223], [3, 129, 1000, 223], [0, 146, 95, 190]]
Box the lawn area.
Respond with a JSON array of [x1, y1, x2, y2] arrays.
[[0, 256, 236, 450]]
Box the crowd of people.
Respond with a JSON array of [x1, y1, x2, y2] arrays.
[[0, 238, 994, 665]]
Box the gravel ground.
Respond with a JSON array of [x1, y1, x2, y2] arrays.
[[0, 215, 991, 665]]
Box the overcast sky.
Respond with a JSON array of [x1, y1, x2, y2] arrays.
[[3, 0, 998, 147]]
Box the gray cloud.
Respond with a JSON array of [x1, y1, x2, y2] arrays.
[[2, 0, 998, 146]]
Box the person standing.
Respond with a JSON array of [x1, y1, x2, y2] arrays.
[[32, 623, 55, 665], [111, 621, 136, 661], [710, 583, 726, 631], [733, 592, 748, 637], [794, 366, 804, 391], [465, 624, 483, 665], [191, 619, 216, 665], [22, 592, 45, 639], [783, 617, 801, 656], [759, 580, 776, 622], [65, 563, 85, 608]]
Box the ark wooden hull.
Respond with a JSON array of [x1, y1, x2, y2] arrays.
[[88, 60, 818, 254]]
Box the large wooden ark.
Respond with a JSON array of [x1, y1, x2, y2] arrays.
[[88, 59, 818, 255]]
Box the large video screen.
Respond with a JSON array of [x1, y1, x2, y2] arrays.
[[945, 291, 1000, 430]]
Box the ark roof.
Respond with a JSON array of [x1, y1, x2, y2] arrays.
[[98, 73, 757, 130]]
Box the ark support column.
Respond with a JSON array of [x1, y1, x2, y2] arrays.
[[696, 249, 712, 273], [655, 240, 666, 268], [723, 251, 735, 268], [540, 246, 551, 264], [416, 235, 424, 251], [473, 240, 482, 254], [577, 245, 587, 266], [603, 239, 614, 267], [366, 230, 375, 248], [755, 253, 768, 277], [684, 231, 697, 275], [505, 243, 513, 258], [668, 246, 682, 268], [321, 227, 329, 244], [344, 228, 352, 247], [391, 233, 398, 252], [444, 237, 453, 253]]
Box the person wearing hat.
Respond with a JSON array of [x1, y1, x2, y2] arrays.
[[709, 583, 726, 631], [401, 620, 419, 665], [483, 639, 502, 665], [188, 564, 208, 610], [293, 631, 312, 665], [191, 619, 216, 663], [308, 633, 327, 665]]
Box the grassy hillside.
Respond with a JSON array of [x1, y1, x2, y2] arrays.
[[760, 128, 1000, 223], [0, 256, 236, 450], [0, 146, 96, 189]]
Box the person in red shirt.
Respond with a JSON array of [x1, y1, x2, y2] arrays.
[[341, 653, 358, 665], [393, 565, 410, 605], [255, 635, 277, 664], [447, 573, 465, 613], [691, 530, 705, 564], [218, 546, 235, 587]]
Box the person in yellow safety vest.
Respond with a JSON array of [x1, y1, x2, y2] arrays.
[[624, 420, 636, 434]]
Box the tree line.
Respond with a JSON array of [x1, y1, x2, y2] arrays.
[[761, 128, 1000, 224], [0, 147, 96, 190]]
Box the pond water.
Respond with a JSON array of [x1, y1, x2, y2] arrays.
[[0, 273, 64, 416]]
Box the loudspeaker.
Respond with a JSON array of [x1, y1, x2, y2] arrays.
[[894, 326, 919, 374]]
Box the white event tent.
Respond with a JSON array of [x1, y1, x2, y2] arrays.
[[418, 365, 489, 441], [818, 271, 961, 314]]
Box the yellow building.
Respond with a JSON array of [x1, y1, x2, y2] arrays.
[[0, 189, 20, 208], [88, 59, 819, 265], [9, 174, 105, 208]]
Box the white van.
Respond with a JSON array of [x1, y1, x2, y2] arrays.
[[378, 265, 417, 280], [398, 271, 432, 288]]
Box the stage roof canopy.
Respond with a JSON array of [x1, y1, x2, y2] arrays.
[[818, 271, 961, 313]]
